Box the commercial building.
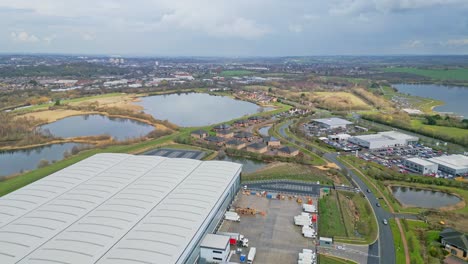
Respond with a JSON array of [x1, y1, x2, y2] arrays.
[[0, 153, 242, 264], [199, 234, 230, 263], [312, 117, 352, 129], [403, 158, 438, 175], [327, 133, 351, 141], [348, 131, 418, 150], [428, 155, 468, 176]]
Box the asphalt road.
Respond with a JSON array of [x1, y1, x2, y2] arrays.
[[325, 153, 395, 264], [277, 121, 396, 264]]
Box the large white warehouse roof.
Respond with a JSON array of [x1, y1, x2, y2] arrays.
[[0, 153, 242, 264], [312, 117, 353, 127], [429, 155, 468, 170]]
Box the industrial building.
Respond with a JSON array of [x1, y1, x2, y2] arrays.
[[199, 234, 231, 263], [428, 155, 468, 175], [404, 157, 438, 175], [348, 131, 419, 150], [0, 153, 242, 264], [312, 117, 353, 129]]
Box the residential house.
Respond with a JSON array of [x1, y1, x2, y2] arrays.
[[278, 146, 299, 157], [216, 130, 234, 139], [263, 136, 281, 148], [440, 228, 468, 261], [191, 129, 208, 139], [225, 139, 246, 150], [246, 143, 268, 154]]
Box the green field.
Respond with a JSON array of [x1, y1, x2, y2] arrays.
[[219, 70, 255, 77], [382, 67, 468, 81], [242, 163, 334, 185], [319, 255, 357, 264], [389, 219, 406, 264], [319, 191, 348, 238]]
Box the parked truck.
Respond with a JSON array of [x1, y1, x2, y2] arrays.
[[247, 247, 256, 264]]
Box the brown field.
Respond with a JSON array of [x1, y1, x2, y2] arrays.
[[309, 91, 371, 110], [21, 109, 98, 123], [70, 94, 144, 112]]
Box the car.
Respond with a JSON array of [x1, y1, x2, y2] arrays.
[[366, 189, 371, 193], [382, 219, 388, 225], [376, 203, 381, 207]]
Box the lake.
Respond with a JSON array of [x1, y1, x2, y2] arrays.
[[393, 84, 468, 118], [391, 186, 461, 209], [136, 93, 267, 126], [218, 156, 267, 174], [40, 114, 155, 140], [0, 143, 87, 178], [258, 125, 271, 137]]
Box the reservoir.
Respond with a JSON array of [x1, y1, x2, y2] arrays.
[[393, 84, 468, 118], [391, 186, 461, 209], [136, 93, 266, 126], [0, 143, 86, 178], [218, 156, 267, 174], [40, 114, 155, 140]]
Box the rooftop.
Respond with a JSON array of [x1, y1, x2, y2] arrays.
[[191, 129, 208, 135], [352, 131, 418, 142], [440, 228, 468, 251], [226, 139, 245, 146], [247, 142, 267, 149], [278, 146, 298, 154], [406, 157, 437, 167], [429, 155, 468, 170], [312, 117, 352, 126], [0, 153, 242, 264], [200, 234, 230, 250], [205, 136, 225, 142]]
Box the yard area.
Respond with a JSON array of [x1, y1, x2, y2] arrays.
[[218, 192, 316, 264], [242, 162, 339, 186]]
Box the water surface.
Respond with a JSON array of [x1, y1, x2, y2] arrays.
[[391, 186, 461, 208], [40, 114, 154, 140], [0, 143, 86, 178], [218, 156, 267, 174], [393, 84, 468, 118], [137, 93, 267, 126], [258, 125, 271, 137]]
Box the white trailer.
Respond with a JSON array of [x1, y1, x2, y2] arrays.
[[224, 211, 240, 222], [247, 247, 256, 264]]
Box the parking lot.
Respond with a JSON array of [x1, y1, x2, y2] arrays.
[[218, 193, 317, 264], [142, 148, 206, 160]]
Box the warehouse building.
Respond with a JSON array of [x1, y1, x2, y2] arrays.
[[199, 234, 230, 263], [348, 131, 418, 150], [428, 155, 468, 176], [0, 153, 242, 264], [404, 157, 438, 175], [312, 117, 353, 129]]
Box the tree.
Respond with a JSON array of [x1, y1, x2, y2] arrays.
[[55, 99, 61, 106]]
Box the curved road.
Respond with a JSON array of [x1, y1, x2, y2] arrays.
[[277, 121, 396, 264]]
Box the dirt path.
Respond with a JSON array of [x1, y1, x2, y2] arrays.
[[343, 160, 411, 264]]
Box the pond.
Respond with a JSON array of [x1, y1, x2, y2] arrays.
[[258, 125, 271, 137], [391, 186, 461, 209], [40, 114, 155, 140], [0, 143, 87, 178], [218, 156, 268, 174], [136, 93, 269, 126], [393, 84, 468, 118]]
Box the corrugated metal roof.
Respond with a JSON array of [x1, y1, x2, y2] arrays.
[[0, 154, 242, 264]]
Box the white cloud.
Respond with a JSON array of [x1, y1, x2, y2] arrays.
[[443, 38, 468, 46], [10, 31, 40, 43], [82, 33, 95, 41], [289, 24, 303, 33], [404, 39, 424, 48], [329, 0, 468, 15]]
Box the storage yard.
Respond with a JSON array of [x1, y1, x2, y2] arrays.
[[219, 191, 318, 264]]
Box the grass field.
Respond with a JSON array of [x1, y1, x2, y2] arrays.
[[219, 70, 255, 77], [310, 92, 371, 111], [319, 255, 357, 264], [242, 162, 334, 185], [410, 119, 468, 142], [389, 219, 406, 264], [382, 67, 468, 81], [319, 191, 348, 238]]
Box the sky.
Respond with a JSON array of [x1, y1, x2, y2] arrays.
[[1, 0, 468, 56]]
